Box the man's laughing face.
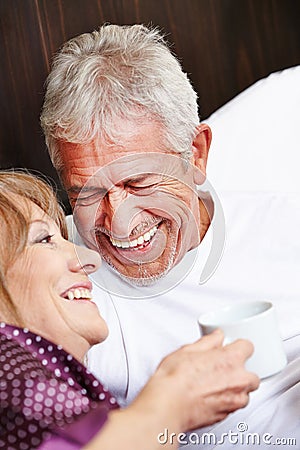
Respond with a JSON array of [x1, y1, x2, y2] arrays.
[[59, 120, 209, 286]]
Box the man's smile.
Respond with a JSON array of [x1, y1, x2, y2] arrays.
[[109, 223, 159, 249], [94, 218, 175, 270]]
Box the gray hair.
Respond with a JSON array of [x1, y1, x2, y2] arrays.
[[41, 24, 199, 170]]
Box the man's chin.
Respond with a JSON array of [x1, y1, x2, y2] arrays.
[[117, 267, 172, 287], [102, 251, 177, 288]]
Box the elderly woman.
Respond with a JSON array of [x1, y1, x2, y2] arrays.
[[0, 171, 258, 450]]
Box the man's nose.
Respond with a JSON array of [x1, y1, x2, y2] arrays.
[[68, 243, 102, 274], [102, 187, 129, 231]]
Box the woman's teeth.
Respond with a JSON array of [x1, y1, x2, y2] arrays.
[[110, 225, 158, 249], [66, 288, 92, 301]]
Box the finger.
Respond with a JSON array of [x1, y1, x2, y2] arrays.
[[223, 370, 260, 394], [204, 389, 251, 417], [224, 338, 255, 362], [199, 411, 229, 428], [189, 397, 229, 429], [196, 392, 245, 428], [189, 329, 224, 352], [219, 390, 251, 413], [245, 372, 260, 392]]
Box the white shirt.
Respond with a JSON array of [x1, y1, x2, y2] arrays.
[[67, 188, 300, 447]]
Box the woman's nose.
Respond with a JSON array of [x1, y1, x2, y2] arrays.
[[68, 243, 102, 274]]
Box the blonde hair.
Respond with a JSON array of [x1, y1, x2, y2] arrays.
[[40, 24, 199, 171], [0, 170, 67, 326]]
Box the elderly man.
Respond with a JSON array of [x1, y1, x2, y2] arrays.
[[41, 24, 300, 446], [41, 23, 221, 396]]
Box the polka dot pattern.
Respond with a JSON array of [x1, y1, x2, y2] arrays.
[[0, 323, 118, 449]]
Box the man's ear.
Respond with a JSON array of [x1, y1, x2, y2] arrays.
[[192, 123, 212, 185]]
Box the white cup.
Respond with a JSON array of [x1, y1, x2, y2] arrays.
[[198, 301, 287, 379]]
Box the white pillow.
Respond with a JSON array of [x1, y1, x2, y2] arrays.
[[200, 67, 300, 339], [206, 65, 300, 193]]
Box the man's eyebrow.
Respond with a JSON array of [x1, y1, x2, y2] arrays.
[[67, 186, 106, 195], [67, 175, 159, 194]]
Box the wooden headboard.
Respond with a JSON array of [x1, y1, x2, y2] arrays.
[[0, 0, 299, 210]]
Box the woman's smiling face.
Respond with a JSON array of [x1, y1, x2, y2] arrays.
[[5, 199, 108, 362]]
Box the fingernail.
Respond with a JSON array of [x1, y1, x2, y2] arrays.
[[212, 329, 222, 334]]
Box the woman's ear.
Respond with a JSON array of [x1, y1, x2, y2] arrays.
[[192, 123, 212, 185]]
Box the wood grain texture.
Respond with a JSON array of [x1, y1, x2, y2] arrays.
[[0, 0, 299, 210]]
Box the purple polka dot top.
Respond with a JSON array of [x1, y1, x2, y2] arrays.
[[0, 323, 119, 449]]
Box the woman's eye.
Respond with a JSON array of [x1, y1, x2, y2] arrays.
[[38, 234, 54, 244]]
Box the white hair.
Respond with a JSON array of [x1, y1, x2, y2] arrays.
[[40, 24, 199, 170]]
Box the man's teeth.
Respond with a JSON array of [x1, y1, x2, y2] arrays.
[[110, 225, 158, 248], [66, 288, 92, 301]]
